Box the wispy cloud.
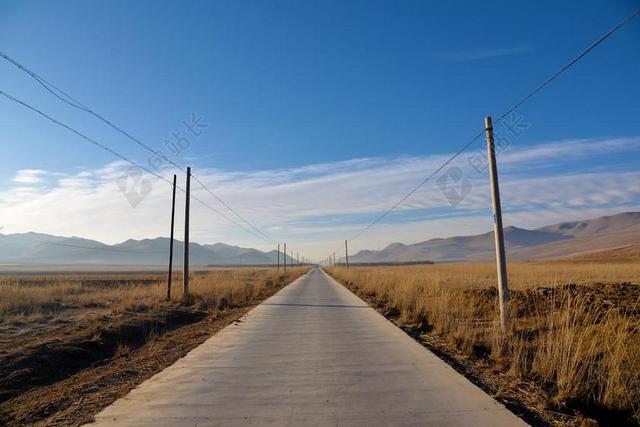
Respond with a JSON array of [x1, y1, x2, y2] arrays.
[[435, 46, 533, 62], [0, 137, 638, 257], [497, 137, 640, 165], [12, 169, 47, 184]]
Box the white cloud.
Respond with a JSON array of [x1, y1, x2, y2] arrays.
[[497, 137, 640, 165], [12, 169, 47, 184], [0, 137, 638, 258]]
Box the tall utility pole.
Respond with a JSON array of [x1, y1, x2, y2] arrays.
[[277, 243, 280, 272], [183, 167, 191, 300], [167, 174, 177, 300], [345, 239, 349, 269], [283, 243, 287, 273], [484, 116, 510, 330]]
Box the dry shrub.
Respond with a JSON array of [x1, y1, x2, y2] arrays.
[[328, 262, 640, 422]]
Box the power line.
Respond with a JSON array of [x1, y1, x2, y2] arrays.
[[0, 49, 275, 245], [349, 131, 484, 241], [0, 51, 88, 111], [190, 192, 275, 244], [191, 175, 276, 244], [0, 89, 170, 182], [0, 88, 276, 246], [0, 50, 181, 170], [348, 7, 640, 242], [493, 7, 640, 125]]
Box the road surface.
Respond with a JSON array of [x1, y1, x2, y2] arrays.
[[91, 267, 526, 426]]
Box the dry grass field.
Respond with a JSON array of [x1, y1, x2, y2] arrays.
[[327, 256, 640, 426], [0, 267, 307, 425]]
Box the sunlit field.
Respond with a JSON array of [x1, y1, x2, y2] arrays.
[[0, 267, 307, 425], [0, 268, 308, 323], [327, 261, 640, 424]]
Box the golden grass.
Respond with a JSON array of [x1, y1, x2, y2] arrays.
[[327, 261, 640, 422], [0, 268, 308, 323]]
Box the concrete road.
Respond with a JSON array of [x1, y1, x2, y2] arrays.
[[91, 268, 527, 426]]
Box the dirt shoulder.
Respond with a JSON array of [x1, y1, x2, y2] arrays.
[[0, 271, 304, 426]]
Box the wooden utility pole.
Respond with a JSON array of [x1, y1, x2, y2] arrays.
[[277, 243, 280, 272], [283, 243, 287, 273], [484, 116, 510, 330], [183, 167, 191, 300], [167, 174, 177, 300], [345, 240, 349, 269]]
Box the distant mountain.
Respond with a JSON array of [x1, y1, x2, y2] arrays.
[[351, 212, 640, 263], [0, 233, 295, 266], [540, 212, 640, 237], [202, 243, 279, 265]]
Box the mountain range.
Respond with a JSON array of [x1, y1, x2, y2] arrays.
[[351, 212, 640, 263], [0, 233, 295, 266], [2, 211, 639, 266]]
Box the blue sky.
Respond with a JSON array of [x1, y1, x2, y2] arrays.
[[0, 0, 639, 260]]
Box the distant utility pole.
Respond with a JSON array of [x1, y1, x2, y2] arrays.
[[485, 117, 510, 330], [296, 252, 299, 265], [277, 243, 280, 272], [183, 167, 191, 300], [167, 174, 177, 300], [333, 252, 336, 267], [345, 240, 349, 269], [283, 243, 287, 273]]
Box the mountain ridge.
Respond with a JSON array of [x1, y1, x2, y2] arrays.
[[0, 233, 295, 266], [351, 211, 640, 263]]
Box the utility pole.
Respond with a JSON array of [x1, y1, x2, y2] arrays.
[[167, 174, 177, 300], [283, 243, 287, 273], [485, 116, 510, 330], [345, 239, 349, 269], [296, 252, 299, 265], [277, 243, 280, 272], [183, 167, 191, 300], [333, 252, 336, 267]]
